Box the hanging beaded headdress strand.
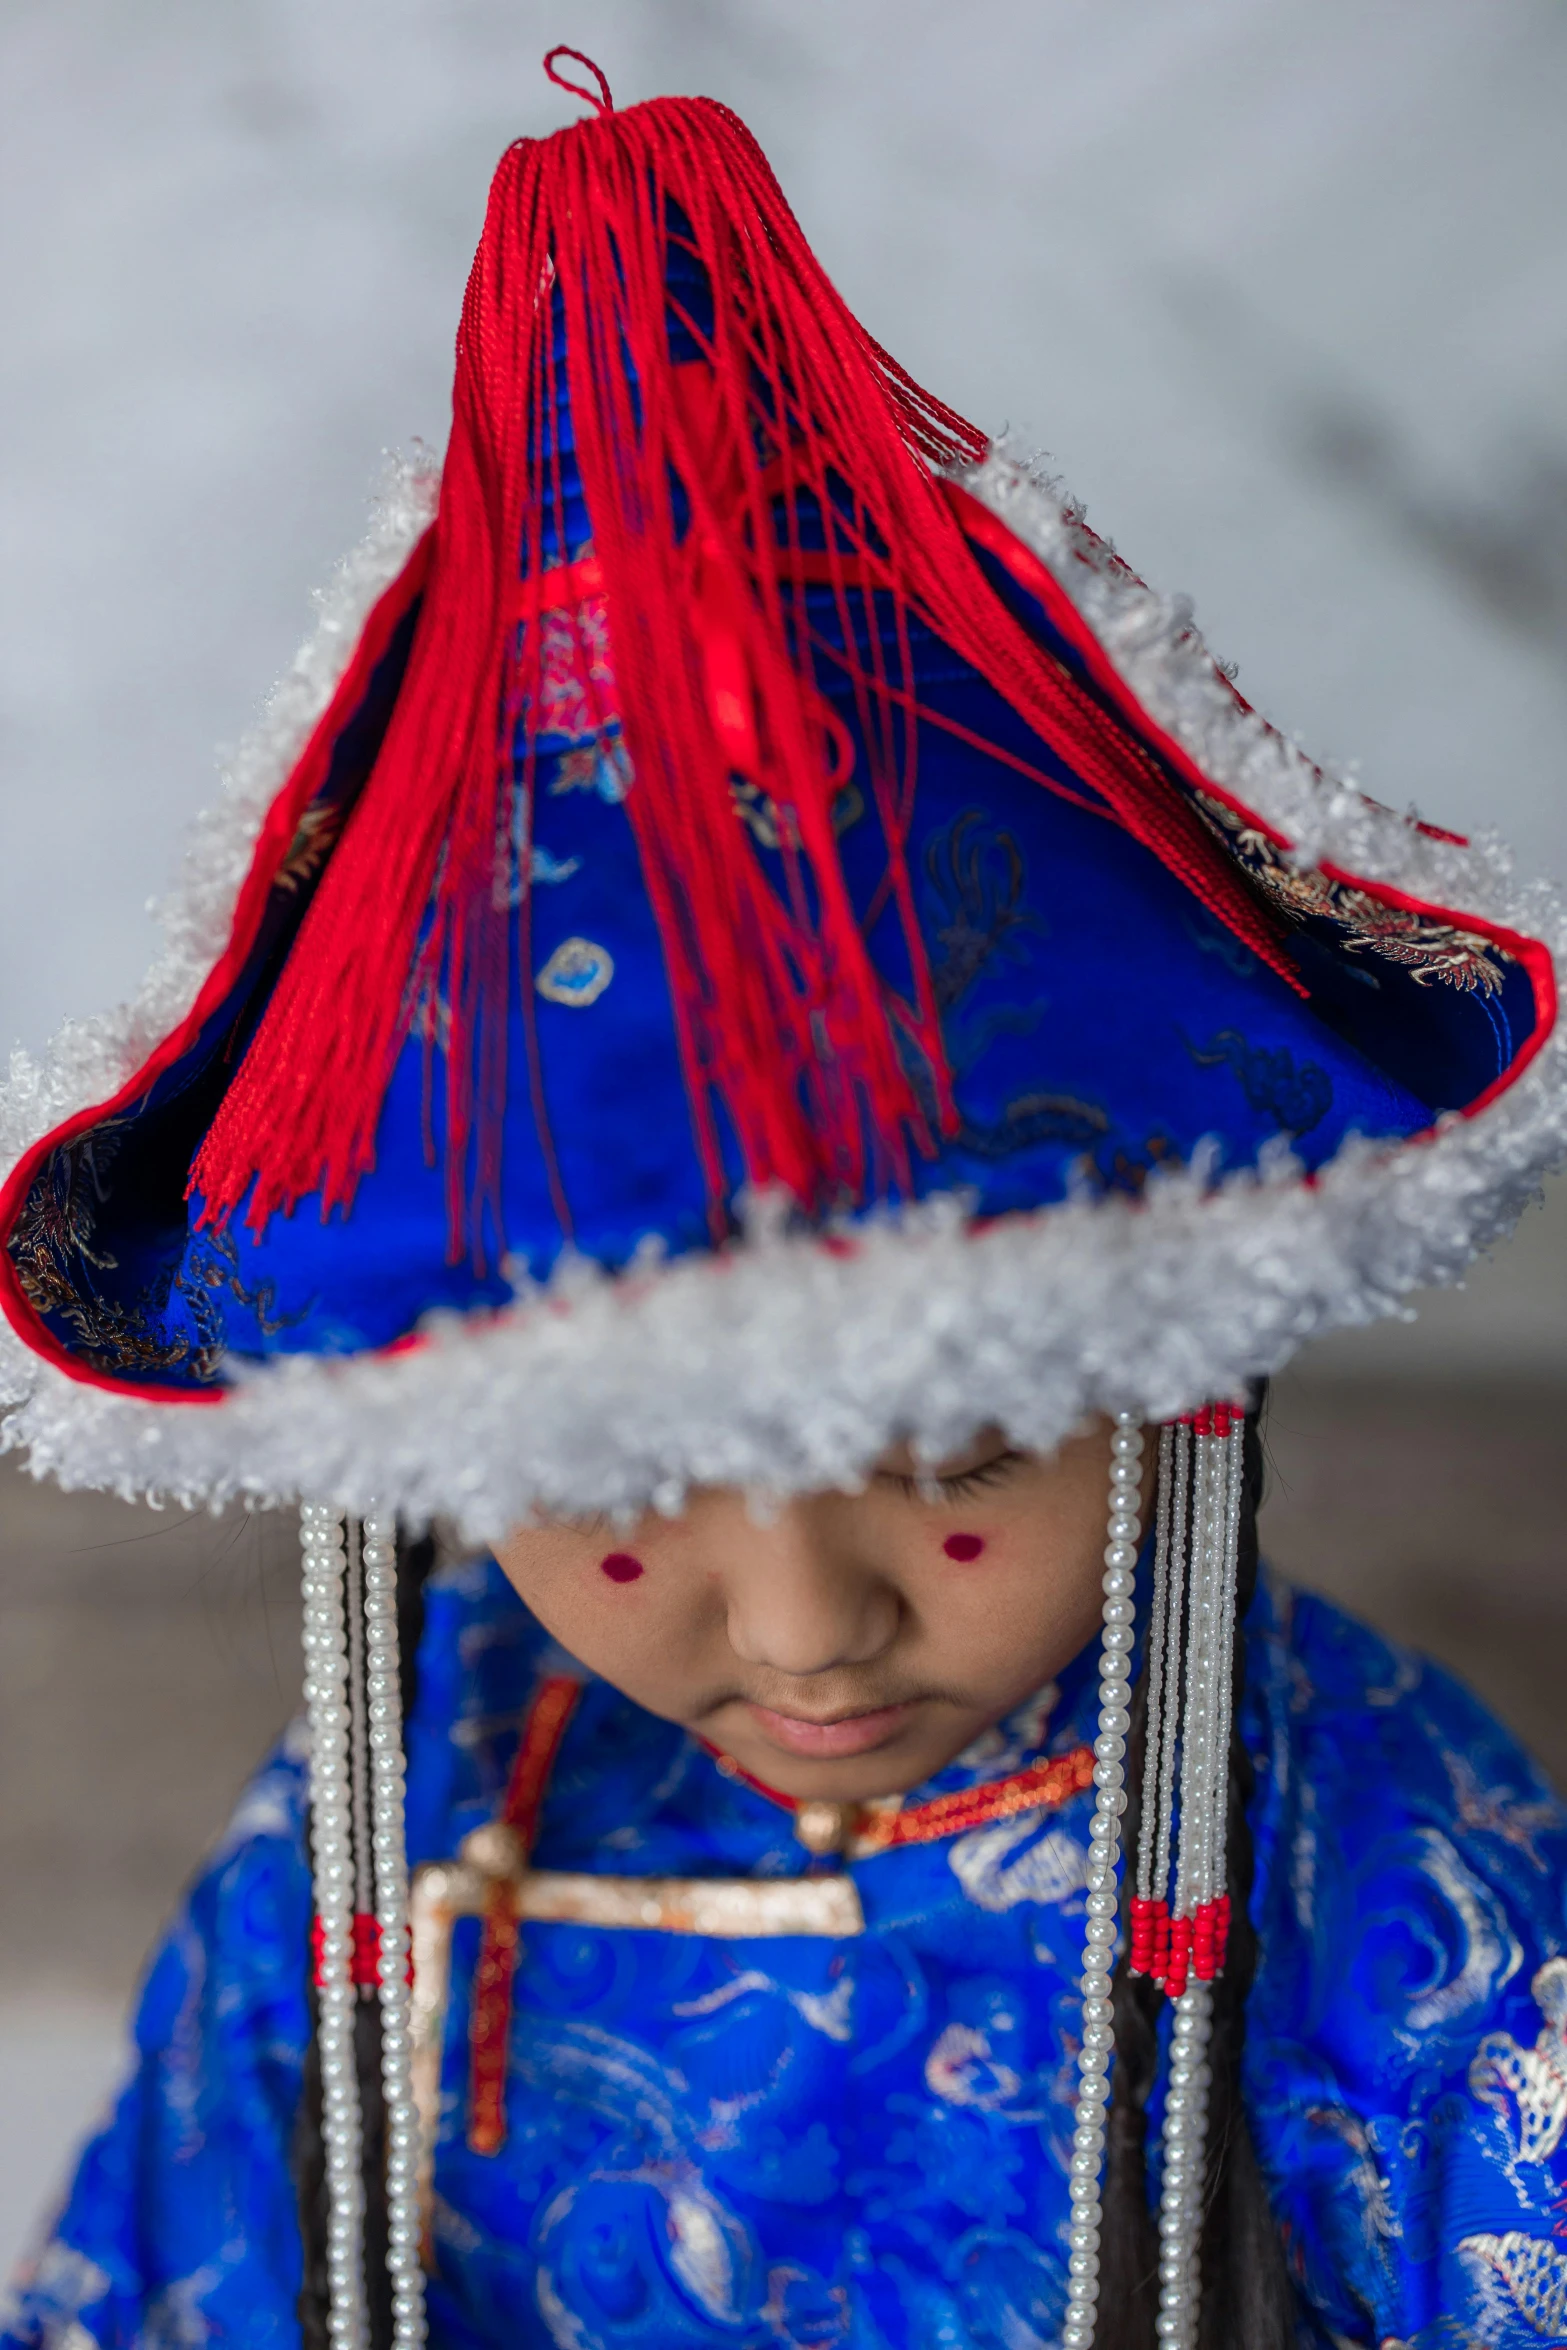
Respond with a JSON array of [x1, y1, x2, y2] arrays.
[[1064, 1404, 1245, 2350], [300, 1503, 427, 2349]]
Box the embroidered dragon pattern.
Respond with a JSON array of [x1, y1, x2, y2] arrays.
[[1194, 788, 1510, 995]]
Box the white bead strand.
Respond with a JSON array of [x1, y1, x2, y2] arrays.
[[1180, 1416, 1244, 1991], [1060, 1410, 1144, 2350], [1155, 1982, 1213, 2347], [1172, 1434, 1212, 1933], [1155, 1426, 1191, 1922], [1209, 1420, 1246, 1914], [1194, 1438, 1219, 1920], [299, 1502, 367, 2350], [1154, 1412, 1242, 2348], [361, 1509, 428, 2350], [345, 1518, 374, 1946], [1136, 1423, 1175, 1912]]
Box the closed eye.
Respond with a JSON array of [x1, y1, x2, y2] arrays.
[[881, 1448, 1026, 1502]]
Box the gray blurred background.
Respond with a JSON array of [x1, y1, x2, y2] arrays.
[[2, 0, 1564, 2268]]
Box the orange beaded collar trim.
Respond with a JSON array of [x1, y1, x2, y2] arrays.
[[703, 1739, 1096, 1858]]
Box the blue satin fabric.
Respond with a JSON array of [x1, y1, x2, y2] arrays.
[[8, 280, 1540, 1387], [6, 1569, 1565, 2349]]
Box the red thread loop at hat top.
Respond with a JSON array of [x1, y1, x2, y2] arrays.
[[544, 46, 614, 115]]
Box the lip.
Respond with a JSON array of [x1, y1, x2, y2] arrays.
[[743, 1700, 918, 1759]]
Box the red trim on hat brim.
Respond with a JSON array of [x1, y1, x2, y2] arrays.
[[0, 529, 436, 1406], [948, 481, 1557, 1119]]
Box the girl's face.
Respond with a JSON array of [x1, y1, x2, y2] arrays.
[[493, 1420, 1122, 1803]]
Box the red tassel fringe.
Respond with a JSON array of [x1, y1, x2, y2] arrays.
[[192, 93, 1292, 1261]]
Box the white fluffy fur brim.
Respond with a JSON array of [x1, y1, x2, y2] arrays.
[[2, 447, 1564, 1541]]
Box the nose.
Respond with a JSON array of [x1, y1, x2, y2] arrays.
[[722, 1502, 901, 1680]]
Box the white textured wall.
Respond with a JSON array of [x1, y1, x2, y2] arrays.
[[3, 0, 1565, 1367]]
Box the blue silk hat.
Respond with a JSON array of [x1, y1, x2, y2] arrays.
[[1, 81, 1562, 1544]]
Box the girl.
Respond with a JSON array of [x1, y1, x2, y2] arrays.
[[2, 51, 1564, 2350]]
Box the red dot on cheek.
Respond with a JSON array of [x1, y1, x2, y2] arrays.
[[599, 1552, 645, 1584], [943, 1532, 986, 1563]]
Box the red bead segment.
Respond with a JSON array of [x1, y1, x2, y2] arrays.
[[1163, 1912, 1195, 2001], [600, 1551, 645, 1582], [1133, 1896, 1230, 2001], [1129, 1895, 1174, 1985], [942, 1532, 986, 1561], [1180, 1401, 1239, 1439], [311, 1911, 412, 1990], [1190, 1893, 1230, 1982]]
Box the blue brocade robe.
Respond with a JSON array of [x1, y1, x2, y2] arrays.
[[5, 1564, 1567, 2350]]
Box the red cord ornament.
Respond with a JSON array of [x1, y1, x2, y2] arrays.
[[542, 46, 614, 116], [467, 1673, 581, 2155], [191, 91, 1292, 1266]]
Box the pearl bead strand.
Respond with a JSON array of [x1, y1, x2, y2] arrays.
[[1059, 1410, 1144, 2350], [299, 1502, 367, 2350], [361, 1508, 428, 2349], [1156, 1982, 1213, 2345]]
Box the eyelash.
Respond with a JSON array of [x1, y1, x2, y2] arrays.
[[887, 1449, 1025, 1502]]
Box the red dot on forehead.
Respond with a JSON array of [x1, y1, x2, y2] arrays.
[[600, 1552, 644, 1584], [943, 1532, 986, 1562]]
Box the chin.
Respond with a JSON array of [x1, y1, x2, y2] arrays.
[[787, 1750, 947, 1804]]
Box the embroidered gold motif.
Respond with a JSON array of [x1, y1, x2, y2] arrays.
[[549, 735, 632, 803], [8, 1128, 302, 1382], [274, 801, 343, 895], [1194, 790, 1508, 995], [535, 935, 615, 1007], [1445, 1752, 1558, 1874], [415, 1859, 865, 1944], [924, 810, 1039, 1012], [8, 1130, 192, 1377], [177, 1225, 306, 1380], [9, 1132, 122, 1303], [1469, 1955, 1567, 2167], [731, 777, 864, 852], [1458, 2231, 1567, 2337]]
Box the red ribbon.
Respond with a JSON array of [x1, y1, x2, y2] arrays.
[[467, 1673, 582, 2156]]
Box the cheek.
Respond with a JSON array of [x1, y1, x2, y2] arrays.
[[943, 1532, 987, 1563], [599, 1552, 645, 1584]]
